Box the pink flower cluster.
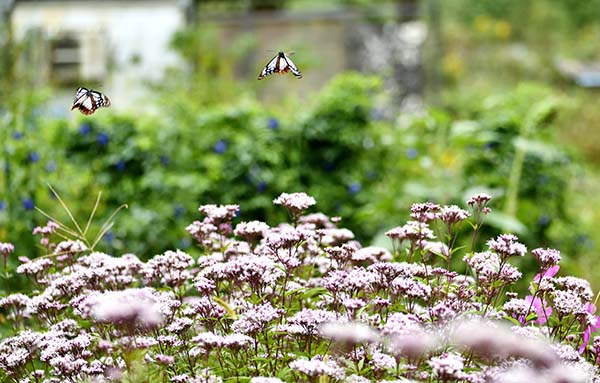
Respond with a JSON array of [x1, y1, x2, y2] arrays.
[[0, 192, 599, 382]]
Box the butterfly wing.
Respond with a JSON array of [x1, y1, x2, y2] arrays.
[[71, 87, 89, 110], [258, 54, 280, 80], [90, 90, 111, 109], [73, 87, 88, 102], [71, 88, 110, 115], [283, 54, 302, 79]]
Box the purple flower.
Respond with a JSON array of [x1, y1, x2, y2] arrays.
[[231, 303, 282, 334], [410, 202, 441, 223], [154, 354, 175, 366], [348, 182, 361, 195], [406, 148, 418, 159], [289, 357, 344, 380], [198, 204, 239, 224], [552, 290, 585, 316], [385, 221, 434, 243], [0, 201, 5, 210], [80, 288, 164, 328], [438, 205, 470, 225], [466, 193, 492, 207], [79, 124, 91, 135], [579, 302, 600, 354], [387, 328, 438, 360], [12, 131, 23, 140], [319, 321, 379, 344], [32, 221, 59, 236], [532, 247, 561, 268], [234, 220, 269, 242], [525, 295, 552, 325], [28, 151, 40, 163], [284, 309, 337, 336], [256, 180, 268, 192], [0, 242, 14, 257], [273, 192, 316, 215], [487, 234, 527, 259], [267, 117, 279, 130], [22, 198, 34, 210], [533, 264, 559, 283], [115, 159, 126, 172], [97, 132, 109, 146], [213, 139, 227, 154], [555, 276, 593, 302]]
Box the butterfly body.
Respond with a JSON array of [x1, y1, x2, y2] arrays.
[[71, 87, 111, 115], [258, 51, 302, 80]]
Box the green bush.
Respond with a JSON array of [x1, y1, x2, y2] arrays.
[[0, 73, 587, 288]]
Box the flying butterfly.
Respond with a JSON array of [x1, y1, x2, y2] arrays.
[[258, 51, 302, 80], [71, 87, 111, 115]]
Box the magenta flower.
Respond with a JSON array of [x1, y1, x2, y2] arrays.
[[579, 302, 600, 354], [524, 295, 552, 325], [533, 264, 560, 283]]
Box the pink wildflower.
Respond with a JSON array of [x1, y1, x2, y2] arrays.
[[534, 264, 560, 283], [273, 192, 316, 213], [525, 295, 552, 325], [579, 302, 600, 354], [487, 234, 527, 259], [466, 193, 492, 207]]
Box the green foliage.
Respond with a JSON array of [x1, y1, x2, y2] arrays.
[[51, 73, 387, 256], [1, 71, 585, 287], [362, 83, 582, 269]]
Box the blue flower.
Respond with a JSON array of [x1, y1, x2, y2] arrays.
[[97, 132, 109, 147], [104, 231, 114, 243], [267, 117, 279, 130], [348, 182, 362, 195], [12, 131, 23, 140], [173, 204, 185, 218], [323, 161, 336, 171], [0, 201, 6, 211], [178, 237, 191, 249], [45, 161, 57, 172], [22, 198, 34, 210], [28, 151, 40, 163], [79, 124, 91, 135], [256, 181, 267, 193], [406, 148, 418, 159], [538, 215, 550, 227], [116, 160, 126, 172], [160, 155, 170, 166], [213, 140, 227, 154]]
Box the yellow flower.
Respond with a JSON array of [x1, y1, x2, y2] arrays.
[[494, 20, 512, 40], [473, 15, 492, 34]]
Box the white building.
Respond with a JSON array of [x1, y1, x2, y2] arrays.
[[10, 0, 189, 115]]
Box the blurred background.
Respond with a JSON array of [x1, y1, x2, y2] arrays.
[[2, 0, 600, 289]]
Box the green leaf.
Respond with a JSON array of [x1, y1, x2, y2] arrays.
[[485, 211, 528, 235]]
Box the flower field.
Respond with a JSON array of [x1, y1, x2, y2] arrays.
[[1, 192, 598, 382]]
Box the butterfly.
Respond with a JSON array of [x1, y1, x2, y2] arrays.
[[71, 87, 111, 115], [258, 51, 302, 80]]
